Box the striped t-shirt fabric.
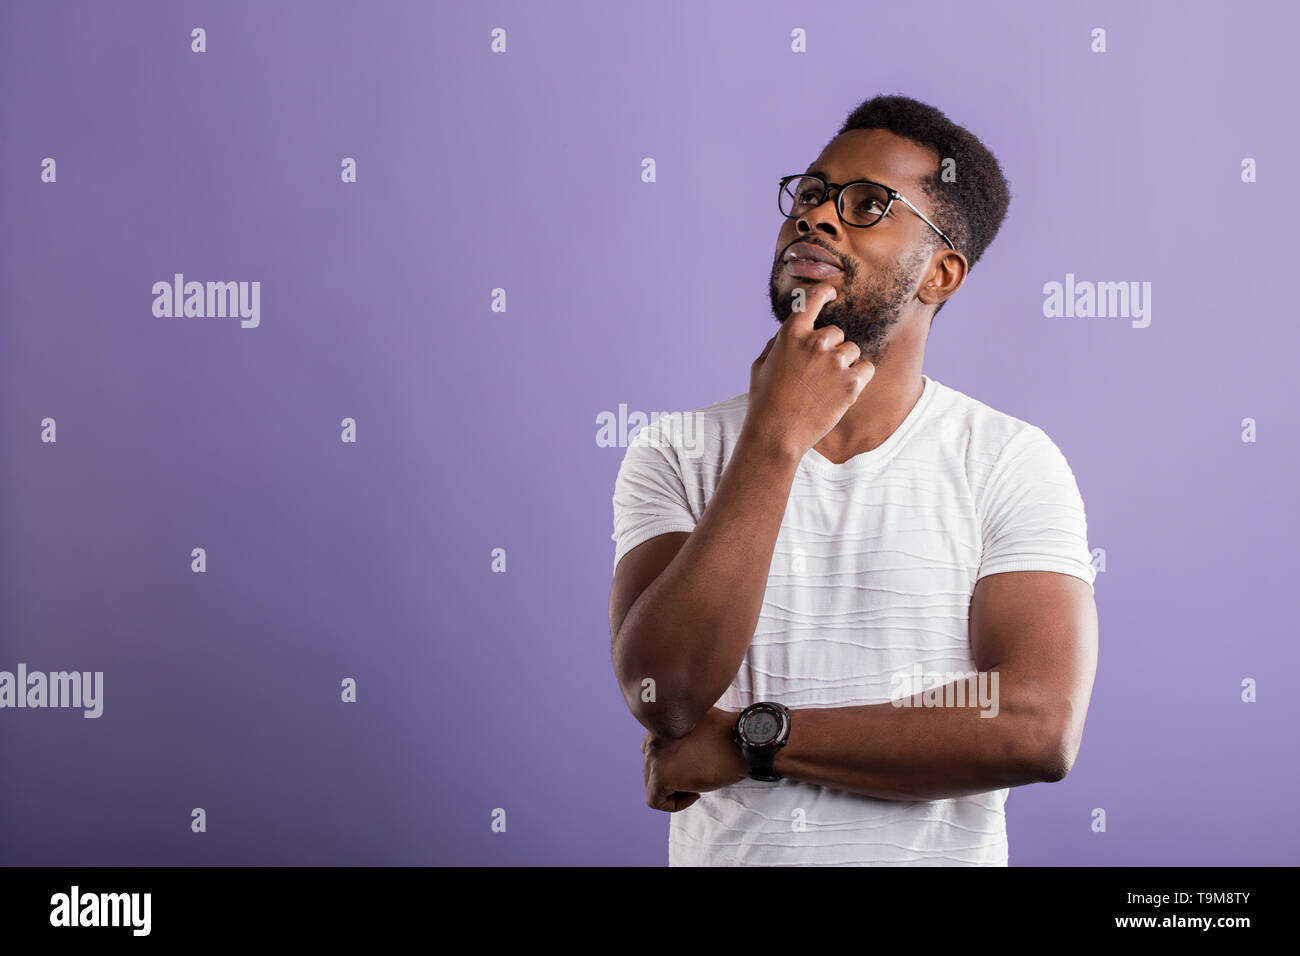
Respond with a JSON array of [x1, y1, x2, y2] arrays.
[[610, 373, 1096, 866]]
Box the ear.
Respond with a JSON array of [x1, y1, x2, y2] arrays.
[[918, 248, 967, 310]]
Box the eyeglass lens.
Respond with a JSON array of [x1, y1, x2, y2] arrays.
[[780, 176, 890, 227]]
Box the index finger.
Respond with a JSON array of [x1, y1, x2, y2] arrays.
[[782, 282, 837, 338]]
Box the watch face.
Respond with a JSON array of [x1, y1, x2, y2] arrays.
[[743, 710, 780, 745]]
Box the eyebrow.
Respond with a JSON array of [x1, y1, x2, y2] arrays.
[[806, 168, 885, 185]]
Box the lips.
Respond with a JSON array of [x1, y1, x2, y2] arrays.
[[783, 242, 843, 270], [785, 259, 841, 279]]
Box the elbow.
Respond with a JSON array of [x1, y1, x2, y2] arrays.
[[612, 639, 708, 739], [616, 676, 707, 740], [1028, 716, 1081, 783], [626, 693, 707, 741], [1006, 689, 1087, 784], [646, 707, 703, 741], [1035, 743, 1074, 783]]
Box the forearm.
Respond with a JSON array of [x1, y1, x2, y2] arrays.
[[772, 673, 1070, 801], [613, 426, 801, 739]]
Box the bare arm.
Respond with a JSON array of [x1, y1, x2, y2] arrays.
[[610, 282, 873, 740], [771, 570, 1099, 798], [639, 571, 1099, 809], [610, 429, 802, 740]]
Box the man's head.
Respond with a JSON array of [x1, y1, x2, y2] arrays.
[[768, 94, 1011, 366]]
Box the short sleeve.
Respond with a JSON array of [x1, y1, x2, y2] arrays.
[[977, 426, 1096, 594], [610, 419, 698, 572]]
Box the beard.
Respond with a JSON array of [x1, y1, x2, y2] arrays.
[[768, 244, 930, 366]]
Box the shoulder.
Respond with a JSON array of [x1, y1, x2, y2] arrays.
[[626, 392, 748, 464], [921, 379, 1082, 500], [923, 377, 1038, 452], [927, 377, 1077, 464]]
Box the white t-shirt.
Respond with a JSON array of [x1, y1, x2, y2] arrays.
[[610, 373, 1096, 866]]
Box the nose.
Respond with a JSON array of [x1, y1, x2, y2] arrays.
[[796, 200, 842, 237]]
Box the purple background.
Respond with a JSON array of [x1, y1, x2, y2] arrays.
[[2, 0, 1297, 866]]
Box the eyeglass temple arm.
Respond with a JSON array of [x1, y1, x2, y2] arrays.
[[892, 194, 956, 251]]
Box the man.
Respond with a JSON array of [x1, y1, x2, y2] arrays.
[[608, 94, 1098, 866]]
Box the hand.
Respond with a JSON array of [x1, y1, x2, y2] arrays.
[[642, 707, 750, 813], [745, 282, 876, 459]]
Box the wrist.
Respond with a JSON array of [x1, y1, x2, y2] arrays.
[[702, 708, 750, 785], [738, 422, 806, 468]]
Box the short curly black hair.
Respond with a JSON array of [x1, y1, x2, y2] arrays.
[[833, 94, 1011, 319]]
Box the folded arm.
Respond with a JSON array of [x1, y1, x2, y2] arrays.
[[776, 570, 1098, 799], [641, 570, 1098, 809]]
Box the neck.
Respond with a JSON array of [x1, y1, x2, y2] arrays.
[[812, 362, 925, 464]]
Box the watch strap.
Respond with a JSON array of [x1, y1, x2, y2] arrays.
[[743, 743, 781, 781]]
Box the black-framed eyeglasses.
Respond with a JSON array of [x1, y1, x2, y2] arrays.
[[778, 174, 955, 252]]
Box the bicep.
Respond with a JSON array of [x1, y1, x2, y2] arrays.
[[970, 571, 1098, 753], [609, 531, 690, 645]]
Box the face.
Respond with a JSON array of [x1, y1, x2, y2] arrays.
[[768, 128, 943, 366]]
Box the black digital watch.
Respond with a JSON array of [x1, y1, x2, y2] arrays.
[[734, 702, 792, 781]]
